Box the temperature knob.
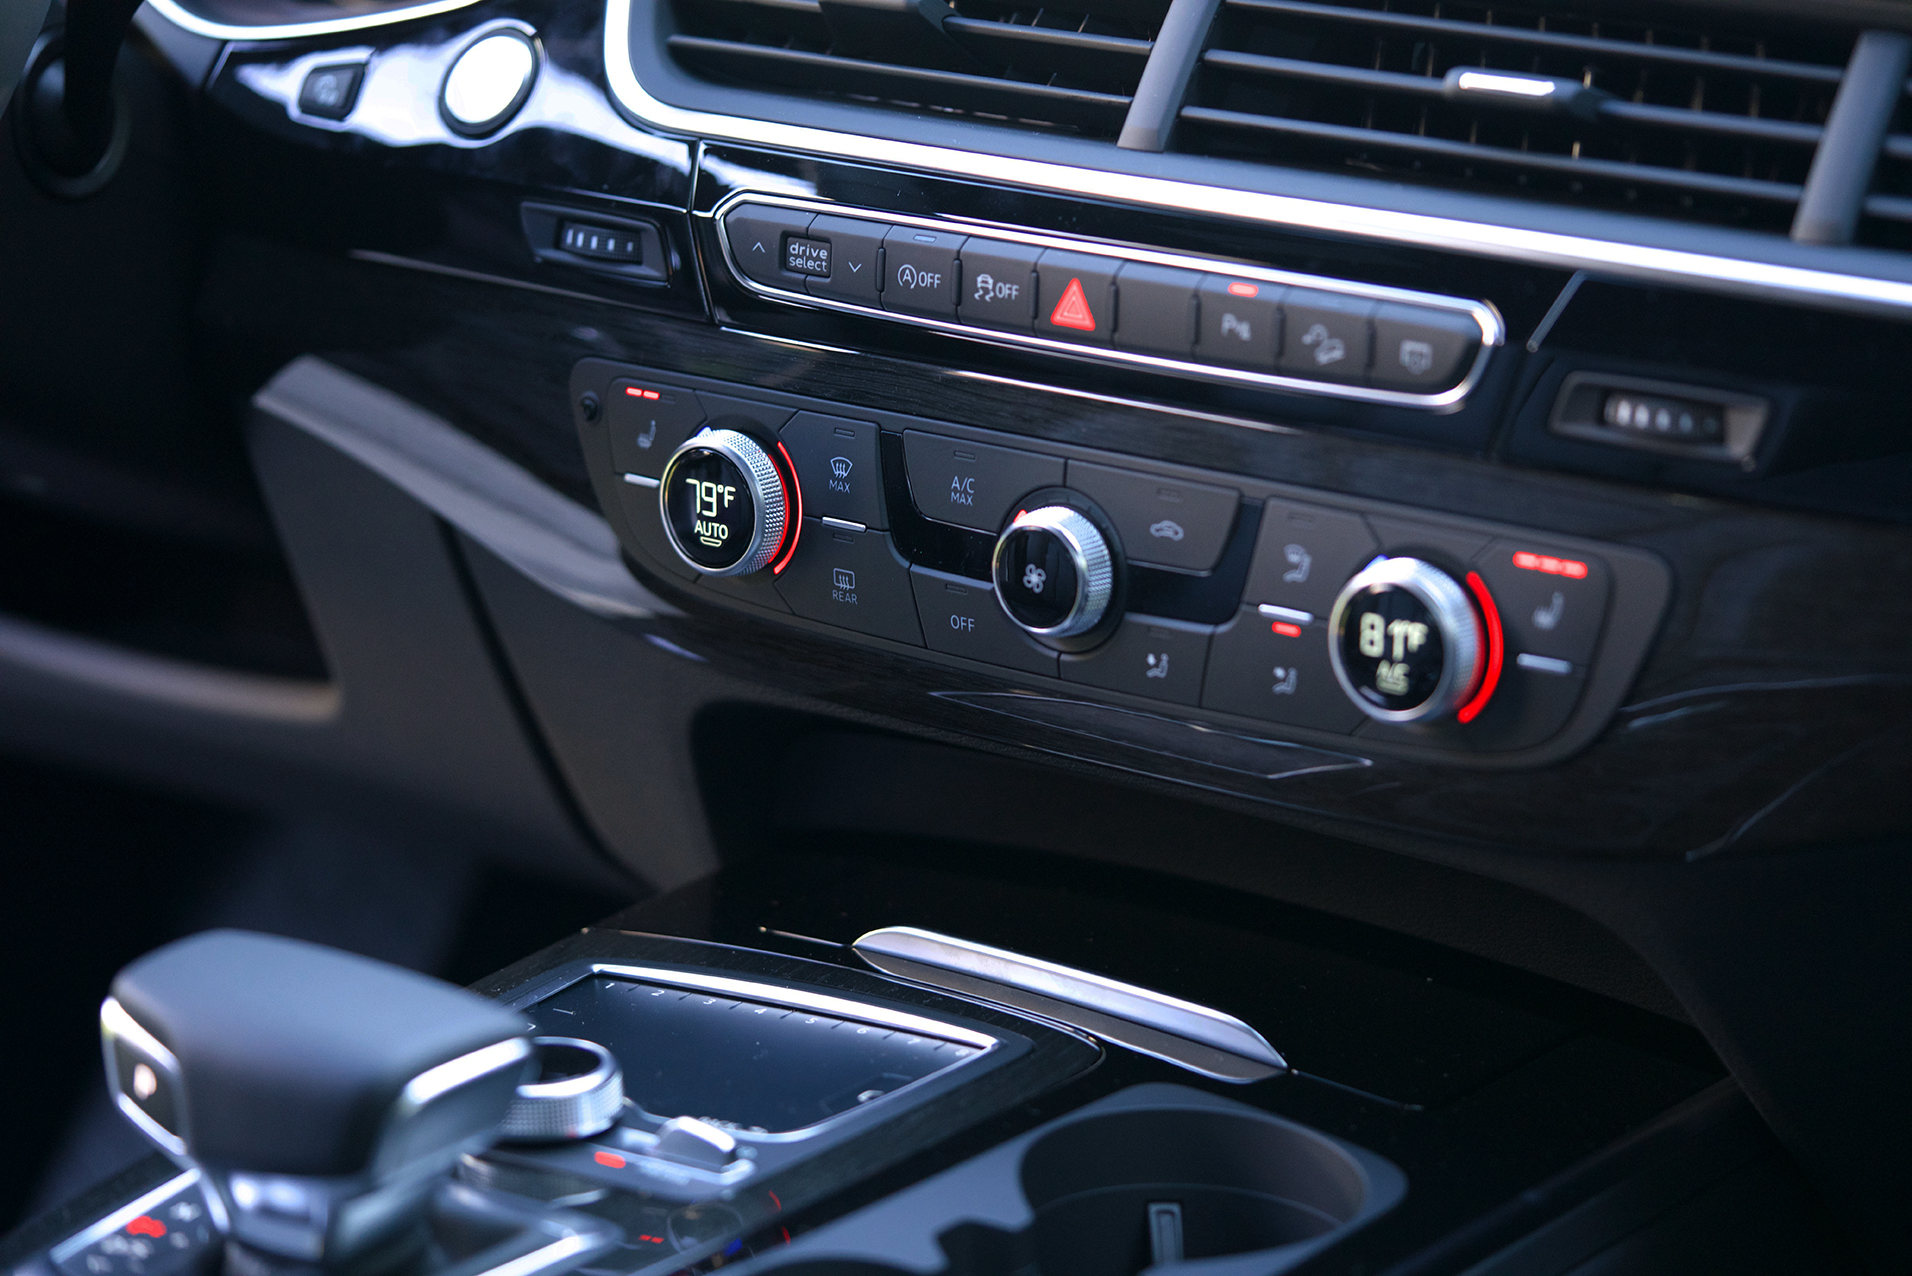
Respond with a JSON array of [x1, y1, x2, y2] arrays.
[[658, 429, 795, 576], [992, 505, 1115, 641], [1329, 557, 1485, 724]]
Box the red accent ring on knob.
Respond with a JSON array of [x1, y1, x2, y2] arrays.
[[1456, 570, 1504, 725]]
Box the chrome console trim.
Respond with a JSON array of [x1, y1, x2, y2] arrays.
[[51, 1171, 206, 1264], [853, 926, 1285, 1083], [145, 0, 488, 41], [601, 0, 1912, 320], [714, 193, 1504, 410]]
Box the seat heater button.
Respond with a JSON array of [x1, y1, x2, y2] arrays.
[[780, 411, 884, 529], [774, 519, 923, 645], [882, 226, 965, 318], [1243, 499, 1380, 618], [1034, 250, 1118, 345], [440, 29, 538, 136], [902, 431, 1064, 533], [725, 205, 815, 290], [1370, 303, 1482, 392], [1112, 262, 1201, 358], [1066, 460, 1238, 573], [1279, 289, 1374, 383], [804, 214, 886, 305], [1202, 607, 1364, 732], [608, 379, 705, 480], [1470, 538, 1611, 664], [1195, 275, 1282, 369], [911, 568, 1058, 675], [958, 239, 1041, 332], [1059, 615, 1211, 706]]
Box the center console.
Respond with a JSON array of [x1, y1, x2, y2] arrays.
[[4, 850, 1791, 1276]]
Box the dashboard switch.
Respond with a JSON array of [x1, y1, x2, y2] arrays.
[[911, 568, 1058, 675], [297, 63, 363, 120], [1369, 304, 1481, 391], [1113, 262, 1200, 358], [726, 205, 815, 290], [993, 505, 1116, 641], [1067, 461, 1238, 573], [560, 221, 643, 263], [1329, 557, 1485, 724], [1279, 290, 1374, 383], [608, 379, 704, 479], [1470, 539, 1610, 664], [1060, 615, 1211, 706], [958, 239, 1041, 331], [903, 431, 1064, 533], [658, 429, 795, 577], [439, 28, 538, 137], [805, 214, 886, 304], [1196, 275, 1282, 369], [1034, 250, 1118, 345], [776, 520, 923, 644], [1244, 500, 1380, 617], [780, 411, 884, 528], [882, 226, 965, 318], [1203, 609, 1363, 733]]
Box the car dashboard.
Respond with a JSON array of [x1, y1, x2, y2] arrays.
[[2, 0, 1911, 1271]]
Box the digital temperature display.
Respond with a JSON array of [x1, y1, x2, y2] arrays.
[[663, 448, 755, 570], [1337, 584, 1446, 713]]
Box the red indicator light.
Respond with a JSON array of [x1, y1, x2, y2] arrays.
[[768, 1191, 783, 1212], [593, 1150, 627, 1168], [770, 441, 803, 575], [1226, 281, 1259, 298], [1456, 571, 1504, 725], [622, 386, 662, 401], [1512, 551, 1588, 579], [1049, 277, 1097, 331], [126, 1217, 166, 1239], [636, 1236, 666, 1246], [1271, 622, 1302, 637]]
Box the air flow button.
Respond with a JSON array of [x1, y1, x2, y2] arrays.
[[1067, 461, 1238, 573]]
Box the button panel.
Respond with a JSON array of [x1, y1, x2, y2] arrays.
[[576, 360, 1668, 767], [713, 199, 1500, 408]]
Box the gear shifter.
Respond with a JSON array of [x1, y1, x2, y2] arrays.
[[99, 931, 535, 1275]]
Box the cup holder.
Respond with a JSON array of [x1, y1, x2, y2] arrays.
[[1022, 1108, 1367, 1275], [749, 1085, 1404, 1276]]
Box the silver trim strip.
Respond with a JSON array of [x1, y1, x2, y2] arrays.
[[851, 926, 1284, 1071], [819, 516, 867, 531], [99, 997, 190, 1157], [1517, 653, 1575, 675], [1258, 603, 1314, 625], [52, 1171, 205, 1263], [397, 1037, 532, 1115], [146, 0, 487, 41], [713, 193, 1502, 411], [585, 964, 1001, 1050], [622, 472, 661, 488], [600, 0, 1912, 319]]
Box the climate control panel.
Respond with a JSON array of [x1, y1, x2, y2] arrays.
[[574, 360, 1669, 765]]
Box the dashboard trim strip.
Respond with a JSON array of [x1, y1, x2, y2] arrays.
[[711, 192, 1504, 410], [145, 0, 489, 41], [599, 0, 1912, 319]]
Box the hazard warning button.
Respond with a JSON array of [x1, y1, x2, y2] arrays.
[[1034, 250, 1118, 346]]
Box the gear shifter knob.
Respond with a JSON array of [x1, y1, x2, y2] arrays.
[[100, 931, 533, 1272]]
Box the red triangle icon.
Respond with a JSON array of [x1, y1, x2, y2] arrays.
[[1049, 276, 1097, 332]]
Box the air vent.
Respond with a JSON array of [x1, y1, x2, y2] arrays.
[[1859, 95, 1912, 246], [668, 0, 1166, 136], [1175, 0, 1856, 231]]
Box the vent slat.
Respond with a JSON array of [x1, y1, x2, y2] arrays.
[[667, 35, 1134, 131], [1181, 105, 1807, 205], [1180, 0, 1850, 231], [1225, 0, 1847, 85], [668, 0, 1161, 135]]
